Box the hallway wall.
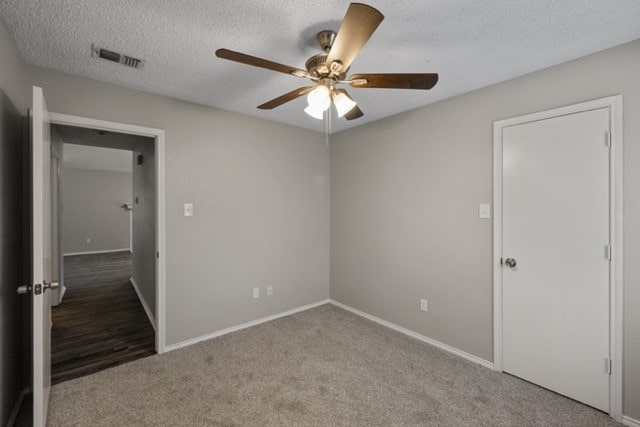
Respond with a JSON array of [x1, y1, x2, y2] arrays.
[[62, 167, 132, 254], [132, 138, 156, 322]]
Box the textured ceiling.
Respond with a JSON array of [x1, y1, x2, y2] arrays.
[[3, 1, 640, 133]]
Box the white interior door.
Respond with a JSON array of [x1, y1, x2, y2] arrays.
[[501, 107, 611, 412], [32, 86, 54, 427]]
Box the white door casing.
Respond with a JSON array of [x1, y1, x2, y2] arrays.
[[50, 152, 65, 305], [493, 96, 623, 420], [32, 86, 53, 426], [47, 111, 167, 354]]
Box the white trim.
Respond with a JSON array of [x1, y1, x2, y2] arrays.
[[63, 248, 131, 256], [330, 299, 494, 370], [130, 277, 156, 331], [49, 112, 164, 137], [155, 131, 166, 354], [49, 112, 167, 354], [164, 300, 330, 353], [7, 387, 28, 427], [623, 416, 640, 427], [493, 116, 504, 373], [609, 95, 624, 421], [492, 95, 623, 421]]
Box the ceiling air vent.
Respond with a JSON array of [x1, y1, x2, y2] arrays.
[[91, 44, 145, 69]]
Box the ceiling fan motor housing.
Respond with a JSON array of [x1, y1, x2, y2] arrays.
[[305, 54, 329, 77], [311, 30, 348, 80], [305, 53, 347, 80]]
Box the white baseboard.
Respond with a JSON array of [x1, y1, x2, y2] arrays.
[[624, 416, 640, 427], [130, 277, 156, 331], [329, 299, 494, 370], [164, 299, 331, 353], [64, 248, 131, 256], [7, 387, 27, 427]]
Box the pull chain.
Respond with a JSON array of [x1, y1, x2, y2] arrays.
[[325, 109, 331, 146]]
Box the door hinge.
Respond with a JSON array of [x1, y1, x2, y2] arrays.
[[606, 244, 612, 261], [606, 131, 612, 148], [606, 357, 612, 375]]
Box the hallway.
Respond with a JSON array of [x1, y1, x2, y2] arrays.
[[52, 251, 155, 384]]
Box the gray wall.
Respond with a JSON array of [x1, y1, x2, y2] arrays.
[[0, 19, 25, 426], [132, 139, 156, 319], [331, 39, 640, 419], [24, 64, 331, 347], [0, 18, 26, 115], [62, 167, 132, 254]]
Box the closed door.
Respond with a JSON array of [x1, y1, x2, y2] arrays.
[[501, 107, 610, 411]]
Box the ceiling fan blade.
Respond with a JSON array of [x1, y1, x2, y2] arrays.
[[257, 86, 315, 110], [325, 3, 384, 74], [348, 73, 439, 90], [334, 89, 364, 120], [216, 48, 309, 78]]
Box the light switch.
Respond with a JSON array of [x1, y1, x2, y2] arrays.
[[479, 203, 491, 219], [184, 203, 193, 217]]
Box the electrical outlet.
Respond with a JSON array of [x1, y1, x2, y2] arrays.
[[253, 287, 259, 299], [86, 238, 91, 244], [420, 298, 428, 312], [184, 203, 194, 217], [267, 285, 273, 296]]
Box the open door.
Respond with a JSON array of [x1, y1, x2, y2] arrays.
[[31, 86, 56, 426]]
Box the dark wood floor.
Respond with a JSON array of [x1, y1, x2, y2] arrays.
[[51, 251, 155, 385], [63, 250, 134, 288]]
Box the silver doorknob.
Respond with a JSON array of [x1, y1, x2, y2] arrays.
[[16, 285, 31, 294], [43, 281, 59, 290], [17, 282, 58, 295], [504, 258, 517, 268]]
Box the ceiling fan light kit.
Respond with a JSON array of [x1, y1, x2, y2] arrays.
[[304, 104, 325, 120], [307, 86, 331, 111], [215, 3, 438, 121], [332, 91, 358, 118], [302, 84, 358, 120]]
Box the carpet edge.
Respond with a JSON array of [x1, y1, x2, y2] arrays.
[[623, 415, 640, 427], [164, 299, 331, 352], [329, 299, 495, 370]]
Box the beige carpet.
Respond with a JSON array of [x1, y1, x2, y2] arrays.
[[47, 303, 619, 426]]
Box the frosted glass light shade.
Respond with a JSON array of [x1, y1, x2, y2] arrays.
[[333, 92, 357, 117], [307, 86, 331, 111], [304, 105, 324, 120]]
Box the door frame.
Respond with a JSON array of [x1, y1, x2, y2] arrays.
[[492, 95, 623, 420], [50, 149, 65, 305], [48, 112, 167, 354]]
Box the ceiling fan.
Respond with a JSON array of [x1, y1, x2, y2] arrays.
[[215, 3, 438, 121]]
